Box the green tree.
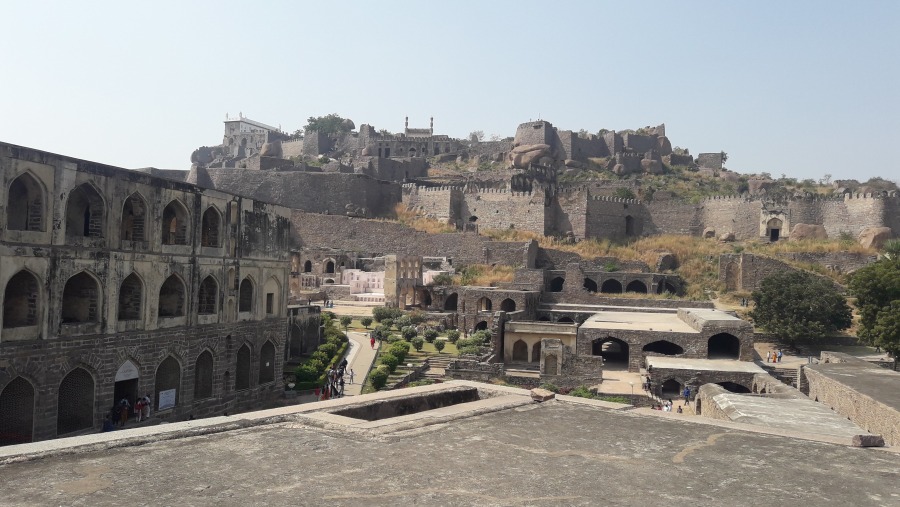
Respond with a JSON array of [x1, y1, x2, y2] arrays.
[[423, 329, 439, 343], [848, 256, 900, 355], [401, 326, 418, 341], [304, 113, 352, 135], [339, 316, 352, 333], [434, 340, 446, 353], [446, 329, 461, 343], [411, 336, 425, 352], [614, 188, 636, 200], [370, 365, 390, 390], [360, 317, 373, 329], [750, 271, 852, 346]]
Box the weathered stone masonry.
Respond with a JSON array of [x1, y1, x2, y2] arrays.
[[0, 142, 292, 444]]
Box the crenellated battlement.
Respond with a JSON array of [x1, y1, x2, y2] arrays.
[[591, 195, 641, 204]]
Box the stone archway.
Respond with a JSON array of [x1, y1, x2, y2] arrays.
[[766, 218, 783, 242], [717, 382, 751, 393], [661, 379, 682, 398], [500, 298, 516, 312], [626, 280, 647, 293], [0, 377, 35, 445], [583, 278, 598, 293], [592, 337, 629, 368], [532, 341, 541, 362], [600, 279, 622, 294], [548, 277, 564, 292], [708, 333, 741, 359], [444, 293, 458, 311], [643, 341, 684, 355], [57, 368, 95, 436], [512, 340, 528, 362]]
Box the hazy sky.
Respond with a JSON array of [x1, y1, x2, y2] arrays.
[[1, 1, 897, 182]]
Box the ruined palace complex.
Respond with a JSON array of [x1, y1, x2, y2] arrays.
[[0, 142, 296, 444], [1, 113, 897, 453]]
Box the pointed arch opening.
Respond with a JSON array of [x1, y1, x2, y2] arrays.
[[62, 272, 100, 323], [259, 341, 276, 384], [201, 207, 222, 247], [235, 344, 251, 390], [194, 351, 214, 399], [7, 172, 45, 232], [325, 260, 335, 274], [548, 277, 565, 292], [4, 270, 40, 328], [643, 340, 684, 356], [532, 341, 542, 362], [154, 356, 181, 410], [66, 183, 104, 239], [657, 280, 678, 294], [512, 340, 528, 362], [708, 333, 741, 359], [583, 278, 598, 293], [661, 379, 682, 398], [500, 298, 516, 312], [120, 193, 146, 242], [444, 293, 458, 311], [161, 200, 190, 246], [117, 273, 143, 321], [158, 274, 186, 318], [474, 321, 488, 331], [0, 377, 35, 445], [57, 368, 94, 435], [477, 297, 492, 312], [626, 280, 647, 293], [239, 278, 254, 313], [303, 260, 312, 273], [198, 276, 219, 315], [600, 279, 623, 294], [591, 337, 629, 368]]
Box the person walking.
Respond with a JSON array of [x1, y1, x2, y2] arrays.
[[777, 350, 783, 363], [348, 368, 355, 384], [134, 397, 144, 423], [142, 394, 152, 420], [118, 398, 130, 427], [370, 335, 376, 349]]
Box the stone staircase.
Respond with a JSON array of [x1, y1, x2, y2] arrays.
[[424, 355, 453, 379], [761, 364, 800, 388]]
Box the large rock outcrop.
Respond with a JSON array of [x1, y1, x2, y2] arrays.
[[858, 227, 893, 249], [789, 223, 828, 241], [508, 144, 551, 169]]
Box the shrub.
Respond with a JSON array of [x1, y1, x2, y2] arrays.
[[311, 350, 329, 364], [390, 341, 410, 362], [434, 340, 446, 353], [411, 337, 425, 352], [423, 329, 439, 343], [361, 317, 373, 329], [385, 334, 402, 344], [370, 365, 390, 390], [408, 311, 427, 325], [429, 273, 453, 286], [401, 326, 418, 341], [568, 386, 595, 399], [381, 318, 394, 330], [446, 329, 461, 343], [380, 352, 400, 372], [539, 383, 560, 394], [395, 315, 412, 329], [371, 325, 390, 341], [473, 330, 492, 344], [318, 342, 337, 358], [294, 363, 320, 382], [372, 306, 402, 323]]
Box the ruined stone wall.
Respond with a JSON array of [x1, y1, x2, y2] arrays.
[[551, 188, 588, 238], [700, 197, 760, 239], [644, 201, 700, 236], [302, 131, 331, 156], [585, 197, 643, 239], [719, 253, 841, 293], [822, 194, 894, 238], [359, 157, 428, 181], [461, 189, 546, 235], [291, 212, 537, 268], [281, 140, 304, 159], [775, 252, 876, 274], [621, 133, 656, 153], [802, 361, 900, 446], [192, 169, 401, 217], [402, 185, 460, 223], [883, 196, 900, 235]]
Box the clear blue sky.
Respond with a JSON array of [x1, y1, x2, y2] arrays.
[[1, 1, 897, 182]]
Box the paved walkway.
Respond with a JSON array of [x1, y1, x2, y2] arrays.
[[343, 331, 379, 396]]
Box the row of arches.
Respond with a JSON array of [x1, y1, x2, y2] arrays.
[[439, 293, 519, 314], [0, 341, 277, 445], [6, 173, 224, 248], [547, 276, 677, 295], [587, 334, 742, 368], [2, 268, 280, 331]]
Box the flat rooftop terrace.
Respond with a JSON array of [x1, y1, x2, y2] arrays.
[[648, 357, 766, 373], [581, 311, 698, 333], [0, 384, 897, 506], [807, 361, 900, 413]]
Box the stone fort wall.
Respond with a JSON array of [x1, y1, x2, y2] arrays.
[[189, 168, 401, 217], [291, 211, 538, 268]]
